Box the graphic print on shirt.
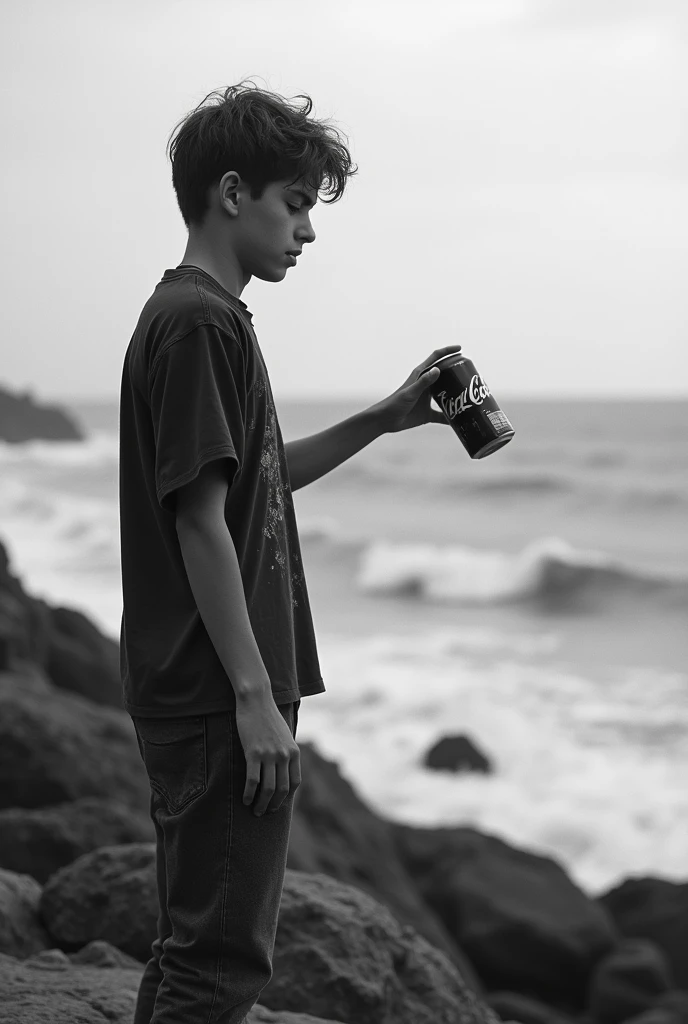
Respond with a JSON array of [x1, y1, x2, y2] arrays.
[[249, 375, 306, 605]]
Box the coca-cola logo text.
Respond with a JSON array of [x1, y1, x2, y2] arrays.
[[437, 374, 491, 420]]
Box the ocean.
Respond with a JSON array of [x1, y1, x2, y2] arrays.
[[1, 395, 687, 898]]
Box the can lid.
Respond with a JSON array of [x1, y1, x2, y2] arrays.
[[428, 351, 464, 372]]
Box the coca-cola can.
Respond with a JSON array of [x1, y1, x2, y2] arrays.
[[427, 351, 515, 459]]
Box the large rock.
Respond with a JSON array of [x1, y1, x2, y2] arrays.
[[588, 939, 675, 1024], [45, 604, 122, 708], [0, 670, 148, 812], [0, 797, 153, 883], [0, 550, 48, 667], [0, 538, 122, 708], [289, 740, 484, 992], [0, 868, 51, 958], [598, 878, 688, 991], [0, 384, 83, 444], [40, 843, 158, 962], [0, 945, 348, 1024], [0, 947, 142, 1024], [250, 869, 498, 1024], [264, 868, 499, 1024], [390, 821, 618, 1010]]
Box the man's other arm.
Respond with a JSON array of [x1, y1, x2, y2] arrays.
[[174, 457, 272, 703]]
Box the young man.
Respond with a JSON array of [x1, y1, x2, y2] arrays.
[[119, 80, 459, 1024]]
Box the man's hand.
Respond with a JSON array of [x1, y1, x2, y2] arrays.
[[372, 345, 463, 433], [235, 692, 301, 816]]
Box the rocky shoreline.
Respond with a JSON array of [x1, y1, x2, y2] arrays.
[[0, 537, 686, 1024], [0, 383, 84, 444]]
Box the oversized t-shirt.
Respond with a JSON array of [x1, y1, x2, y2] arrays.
[[118, 264, 325, 717]]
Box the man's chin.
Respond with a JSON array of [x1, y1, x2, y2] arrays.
[[253, 267, 288, 283]]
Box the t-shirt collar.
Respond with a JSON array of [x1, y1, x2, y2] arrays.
[[167, 264, 254, 323]]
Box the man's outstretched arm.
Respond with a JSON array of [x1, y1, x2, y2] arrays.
[[283, 345, 462, 492], [284, 406, 385, 492]]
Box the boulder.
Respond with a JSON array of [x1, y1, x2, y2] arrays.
[[40, 843, 158, 962], [598, 878, 688, 991], [423, 733, 494, 774], [0, 797, 154, 883], [0, 384, 84, 443], [0, 537, 122, 708], [588, 939, 675, 1024], [0, 946, 348, 1024], [0, 948, 141, 1024], [0, 553, 48, 666], [45, 604, 122, 708], [262, 869, 501, 1024], [390, 821, 618, 1010], [0, 670, 148, 812], [290, 740, 484, 992], [0, 868, 51, 958]]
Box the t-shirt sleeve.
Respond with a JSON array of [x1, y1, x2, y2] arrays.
[[148, 323, 246, 515]]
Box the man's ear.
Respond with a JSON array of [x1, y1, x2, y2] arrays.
[[219, 170, 242, 218]]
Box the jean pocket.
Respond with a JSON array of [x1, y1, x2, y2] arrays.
[[133, 716, 208, 815]]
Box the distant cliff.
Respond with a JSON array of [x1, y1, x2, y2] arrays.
[[0, 384, 84, 443]]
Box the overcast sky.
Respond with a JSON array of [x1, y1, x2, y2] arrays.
[[1, 0, 686, 401]]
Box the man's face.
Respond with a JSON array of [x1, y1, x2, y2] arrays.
[[232, 176, 318, 282]]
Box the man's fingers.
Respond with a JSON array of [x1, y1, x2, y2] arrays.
[[266, 760, 291, 814], [253, 762, 276, 816], [244, 759, 260, 806], [289, 754, 302, 792], [417, 345, 462, 373]]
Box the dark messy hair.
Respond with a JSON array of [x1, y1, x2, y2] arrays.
[[166, 78, 358, 228]]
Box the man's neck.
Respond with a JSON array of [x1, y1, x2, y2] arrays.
[[178, 245, 248, 299]]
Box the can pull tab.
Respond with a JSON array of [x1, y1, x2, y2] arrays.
[[429, 350, 465, 372]]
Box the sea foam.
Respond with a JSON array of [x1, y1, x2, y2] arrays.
[[298, 628, 688, 897]]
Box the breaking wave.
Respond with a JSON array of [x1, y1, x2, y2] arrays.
[[356, 536, 688, 609]]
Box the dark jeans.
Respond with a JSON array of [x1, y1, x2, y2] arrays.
[[131, 700, 300, 1024]]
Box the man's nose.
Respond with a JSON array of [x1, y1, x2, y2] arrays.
[[298, 222, 316, 245]]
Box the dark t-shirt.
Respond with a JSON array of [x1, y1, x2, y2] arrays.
[[118, 264, 325, 717]]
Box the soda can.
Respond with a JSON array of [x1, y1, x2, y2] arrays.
[[427, 351, 515, 459]]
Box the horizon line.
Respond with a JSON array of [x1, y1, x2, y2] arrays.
[[40, 391, 688, 405]]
